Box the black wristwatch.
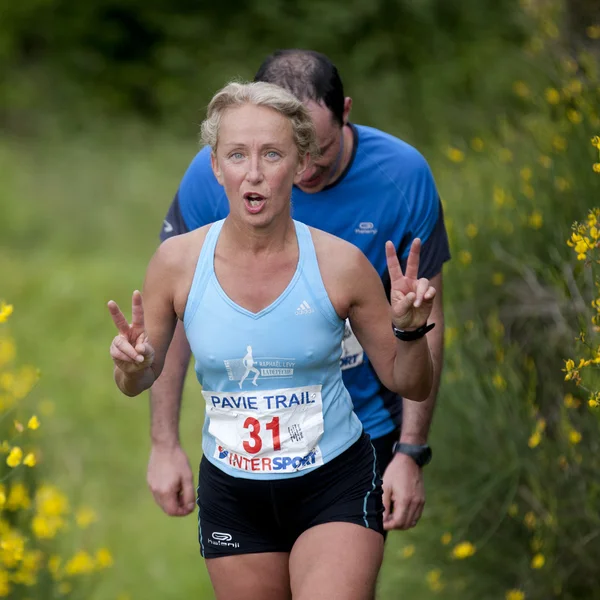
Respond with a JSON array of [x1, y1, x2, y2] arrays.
[[392, 442, 432, 467], [392, 322, 435, 342]]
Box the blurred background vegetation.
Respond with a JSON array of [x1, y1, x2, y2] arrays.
[[1, 0, 599, 598]]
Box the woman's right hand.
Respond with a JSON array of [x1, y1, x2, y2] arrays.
[[108, 290, 155, 373]]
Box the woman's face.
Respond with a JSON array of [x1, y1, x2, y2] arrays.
[[211, 104, 309, 229]]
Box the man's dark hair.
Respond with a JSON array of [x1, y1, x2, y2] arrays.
[[254, 50, 345, 126]]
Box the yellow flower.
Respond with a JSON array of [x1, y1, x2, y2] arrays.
[[545, 88, 560, 105], [64, 550, 95, 575], [459, 250, 472, 265], [27, 415, 40, 430], [564, 393, 577, 408], [567, 109, 582, 124], [402, 545, 415, 558], [569, 429, 582, 445], [524, 511, 537, 529], [492, 272, 505, 286], [527, 210, 544, 229], [6, 447, 23, 468], [426, 569, 444, 592], [493, 186, 506, 207], [446, 147, 465, 163], [23, 453, 36, 467], [513, 81, 530, 98], [31, 515, 65, 540], [506, 590, 525, 600], [592, 136, 600, 150], [95, 548, 114, 569], [531, 536, 543, 552], [0, 303, 13, 323], [13, 420, 24, 433], [538, 155, 552, 169], [528, 431, 541, 448], [0, 338, 15, 368], [48, 555, 62, 578], [36, 485, 69, 517], [465, 223, 478, 238], [441, 532, 452, 545], [75, 506, 98, 529], [499, 148, 513, 163], [531, 553, 545, 569], [587, 25, 600, 39], [566, 79, 583, 96], [451, 541, 476, 559], [445, 327, 457, 347], [492, 372, 507, 390], [552, 136, 567, 152], [6, 483, 30, 510], [471, 138, 484, 151], [520, 167, 532, 181], [593, 163, 600, 173]]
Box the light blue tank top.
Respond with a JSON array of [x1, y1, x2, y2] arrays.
[[184, 218, 363, 480]]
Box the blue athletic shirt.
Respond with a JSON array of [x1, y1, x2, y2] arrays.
[[184, 218, 363, 480], [162, 124, 451, 441]]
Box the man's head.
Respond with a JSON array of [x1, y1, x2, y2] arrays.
[[255, 50, 352, 193]]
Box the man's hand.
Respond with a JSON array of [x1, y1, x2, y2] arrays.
[[382, 453, 425, 530], [147, 444, 196, 517]]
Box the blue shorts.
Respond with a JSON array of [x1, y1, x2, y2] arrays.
[[196, 432, 384, 558]]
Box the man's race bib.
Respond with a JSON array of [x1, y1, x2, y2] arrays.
[[340, 319, 364, 371], [203, 385, 324, 474]]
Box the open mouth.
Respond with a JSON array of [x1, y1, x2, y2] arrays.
[[243, 192, 266, 214]]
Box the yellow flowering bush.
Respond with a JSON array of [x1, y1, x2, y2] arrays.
[[383, 4, 600, 599], [0, 302, 114, 598]]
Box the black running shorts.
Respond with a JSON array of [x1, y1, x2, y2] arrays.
[[196, 432, 384, 558]]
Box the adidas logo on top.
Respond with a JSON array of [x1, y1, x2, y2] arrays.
[[295, 300, 314, 315]]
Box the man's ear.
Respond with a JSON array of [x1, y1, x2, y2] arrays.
[[295, 153, 310, 179], [210, 151, 224, 185], [342, 97, 353, 125]]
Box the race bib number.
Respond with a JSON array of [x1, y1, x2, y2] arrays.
[[203, 385, 324, 474], [340, 319, 364, 371]]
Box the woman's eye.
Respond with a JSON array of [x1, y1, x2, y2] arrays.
[[230, 152, 244, 160], [266, 151, 280, 159]]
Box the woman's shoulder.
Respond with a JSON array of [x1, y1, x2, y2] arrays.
[[151, 223, 214, 272]]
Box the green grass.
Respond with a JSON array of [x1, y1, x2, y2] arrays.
[[0, 130, 417, 598]]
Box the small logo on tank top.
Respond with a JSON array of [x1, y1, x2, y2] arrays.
[[224, 345, 296, 388], [295, 300, 314, 315]]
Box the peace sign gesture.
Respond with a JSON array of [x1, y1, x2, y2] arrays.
[[108, 290, 155, 373], [386, 239, 436, 331]]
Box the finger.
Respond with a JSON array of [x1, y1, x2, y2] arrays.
[[393, 292, 416, 319], [113, 336, 144, 363], [110, 346, 136, 364], [385, 241, 404, 284], [155, 490, 180, 517], [409, 500, 425, 528], [382, 482, 392, 523], [424, 286, 436, 301], [107, 300, 130, 336], [180, 474, 196, 514], [385, 497, 412, 531], [404, 238, 421, 281], [414, 278, 430, 308], [131, 290, 145, 330]]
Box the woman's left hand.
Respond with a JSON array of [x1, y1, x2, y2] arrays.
[[386, 239, 436, 331]]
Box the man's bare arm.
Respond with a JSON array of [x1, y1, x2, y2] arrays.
[[399, 272, 445, 444]]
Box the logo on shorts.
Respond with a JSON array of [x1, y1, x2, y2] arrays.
[[208, 531, 240, 549], [224, 345, 296, 388]]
